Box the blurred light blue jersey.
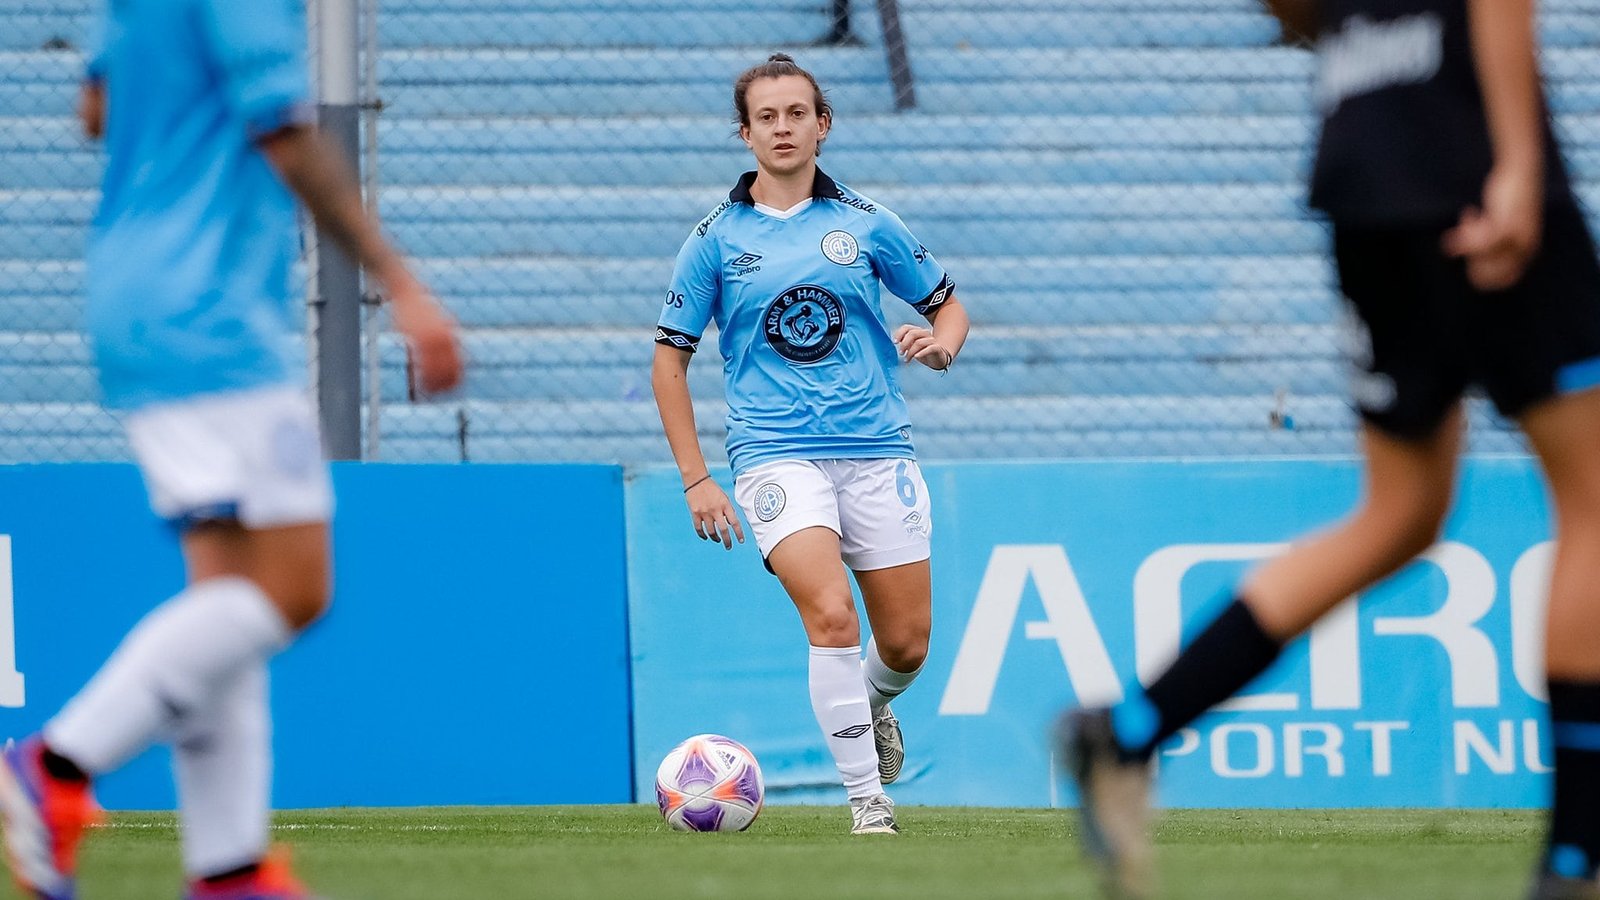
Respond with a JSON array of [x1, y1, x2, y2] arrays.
[[656, 170, 954, 476], [85, 0, 313, 409]]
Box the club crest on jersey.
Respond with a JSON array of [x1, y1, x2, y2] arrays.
[[753, 482, 787, 522], [820, 230, 859, 266], [764, 285, 845, 364]]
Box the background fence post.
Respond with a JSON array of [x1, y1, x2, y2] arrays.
[[313, 0, 363, 460]]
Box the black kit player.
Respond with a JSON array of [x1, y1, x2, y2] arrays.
[[1059, 0, 1600, 898]]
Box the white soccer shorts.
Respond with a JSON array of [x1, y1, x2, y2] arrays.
[[124, 385, 333, 529], [734, 458, 932, 572]]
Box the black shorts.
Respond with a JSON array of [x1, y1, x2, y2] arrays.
[[1334, 201, 1600, 440]]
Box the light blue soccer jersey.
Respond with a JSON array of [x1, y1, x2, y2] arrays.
[[84, 0, 313, 409], [656, 170, 955, 476]]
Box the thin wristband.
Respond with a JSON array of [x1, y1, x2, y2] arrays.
[[683, 474, 713, 493]]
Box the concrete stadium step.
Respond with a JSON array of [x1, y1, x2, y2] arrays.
[[383, 219, 1324, 259], [377, 114, 1323, 151], [0, 254, 1335, 301], [0, 285, 1343, 331], [12, 8, 1600, 53], [0, 220, 1328, 260], [375, 182, 1322, 223], [372, 81, 1318, 118], [435, 288, 1341, 329], [368, 10, 1283, 51], [0, 323, 1348, 404], [413, 252, 1337, 297], [0, 295, 83, 331]]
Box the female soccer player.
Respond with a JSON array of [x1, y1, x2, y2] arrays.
[[652, 54, 970, 835], [1062, 1, 1600, 898]]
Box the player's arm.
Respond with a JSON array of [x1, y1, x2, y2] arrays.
[[651, 343, 743, 549], [1260, 0, 1320, 45], [898, 292, 968, 371], [1442, 0, 1544, 291], [259, 126, 462, 394]]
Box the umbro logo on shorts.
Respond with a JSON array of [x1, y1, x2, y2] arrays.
[[832, 724, 871, 739]]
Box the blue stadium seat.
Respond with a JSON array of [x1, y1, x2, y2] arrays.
[[4, 0, 1596, 462]]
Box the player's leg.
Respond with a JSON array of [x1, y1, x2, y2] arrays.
[[1466, 200, 1600, 899], [1059, 414, 1462, 898], [0, 549, 299, 900], [766, 527, 893, 833], [844, 458, 935, 788], [855, 562, 929, 786], [735, 461, 890, 832], [1522, 391, 1600, 894], [1123, 409, 1462, 755], [174, 522, 326, 899], [0, 388, 329, 899]]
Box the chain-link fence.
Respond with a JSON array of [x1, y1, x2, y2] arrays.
[[3, 0, 1598, 464]]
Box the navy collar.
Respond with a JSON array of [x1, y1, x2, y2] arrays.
[[729, 168, 841, 205]]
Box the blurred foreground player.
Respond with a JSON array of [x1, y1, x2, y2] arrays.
[[1059, 0, 1600, 898], [0, 1, 461, 898]]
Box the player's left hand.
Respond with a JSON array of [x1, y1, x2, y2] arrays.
[[1443, 163, 1543, 292], [893, 324, 952, 371]]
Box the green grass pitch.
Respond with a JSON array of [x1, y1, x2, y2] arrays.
[[42, 806, 1542, 899]]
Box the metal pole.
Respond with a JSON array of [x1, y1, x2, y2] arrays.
[[313, 0, 363, 460], [875, 0, 917, 111], [360, 0, 383, 459]]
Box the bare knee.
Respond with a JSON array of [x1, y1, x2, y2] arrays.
[[268, 580, 329, 631], [874, 631, 929, 672], [804, 600, 860, 648]]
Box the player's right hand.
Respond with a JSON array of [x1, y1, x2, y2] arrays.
[[1443, 164, 1543, 292], [389, 277, 464, 395], [685, 480, 745, 550]]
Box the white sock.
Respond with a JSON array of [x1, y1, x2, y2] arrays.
[[44, 577, 292, 775], [174, 661, 271, 878], [809, 645, 882, 801], [862, 636, 923, 713]]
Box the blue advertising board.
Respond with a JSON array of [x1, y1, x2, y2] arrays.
[[626, 458, 1554, 808], [0, 463, 633, 809]]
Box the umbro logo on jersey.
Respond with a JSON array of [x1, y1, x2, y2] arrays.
[[832, 724, 872, 739], [729, 252, 762, 276], [654, 326, 700, 352]]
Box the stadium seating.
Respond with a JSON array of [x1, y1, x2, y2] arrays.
[[1, 0, 1594, 462]]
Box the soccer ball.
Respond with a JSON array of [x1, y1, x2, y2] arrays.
[[655, 734, 765, 832]]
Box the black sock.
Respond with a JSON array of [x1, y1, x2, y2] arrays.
[[1111, 598, 1283, 761], [1544, 680, 1600, 879], [201, 862, 261, 885], [40, 746, 88, 784]]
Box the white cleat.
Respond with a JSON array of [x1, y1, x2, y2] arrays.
[[849, 792, 899, 835], [872, 705, 905, 785]]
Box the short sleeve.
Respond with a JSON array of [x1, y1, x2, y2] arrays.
[[197, 0, 314, 139], [655, 228, 721, 353], [871, 210, 954, 316], [84, 7, 115, 83]]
